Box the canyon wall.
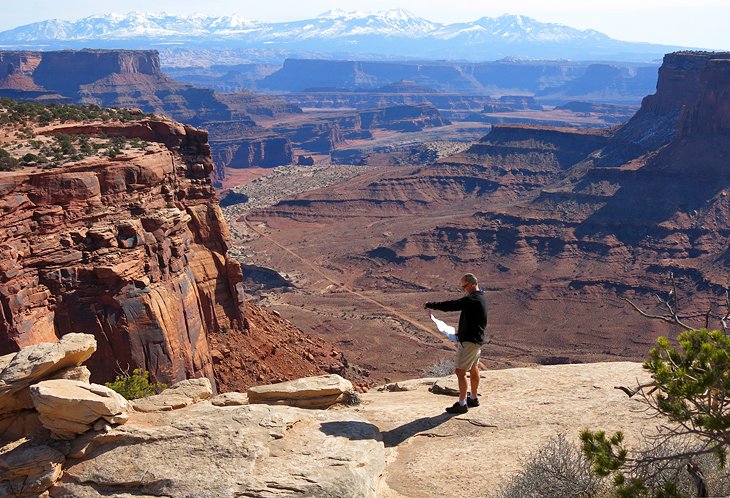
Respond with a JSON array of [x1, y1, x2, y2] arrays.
[[0, 119, 246, 388], [258, 58, 659, 102]]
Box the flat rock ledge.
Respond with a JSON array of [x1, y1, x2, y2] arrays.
[[248, 373, 354, 409], [55, 402, 386, 498]]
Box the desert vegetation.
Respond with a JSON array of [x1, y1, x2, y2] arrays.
[[0, 98, 156, 126], [105, 368, 167, 400]]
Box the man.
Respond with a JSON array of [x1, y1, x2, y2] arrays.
[[424, 273, 488, 414]]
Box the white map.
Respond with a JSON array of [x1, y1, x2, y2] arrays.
[[429, 312, 457, 343]]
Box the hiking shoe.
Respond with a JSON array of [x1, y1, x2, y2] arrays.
[[466, 395, 480, 408], [445, 402, 468, 414]]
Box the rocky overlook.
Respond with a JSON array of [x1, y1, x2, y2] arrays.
[[0, 102, 247, 387], [1, 332, 659, 498]]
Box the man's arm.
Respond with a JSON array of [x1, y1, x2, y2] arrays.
[[425, 297, 466, 312]]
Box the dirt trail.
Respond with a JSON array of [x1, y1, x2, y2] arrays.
[[241, 215, 449, 347]]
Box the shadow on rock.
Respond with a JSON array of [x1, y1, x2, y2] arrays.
[[319, 421, 382, 441], [381, 412, 455, 447]]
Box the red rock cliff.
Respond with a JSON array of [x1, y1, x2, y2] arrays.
[[0, 118, 246, 389]]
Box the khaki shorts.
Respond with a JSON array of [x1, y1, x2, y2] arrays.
[[455, 341, 481, 370]]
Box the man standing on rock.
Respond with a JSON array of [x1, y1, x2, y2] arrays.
[[424, 273, 487, 414]]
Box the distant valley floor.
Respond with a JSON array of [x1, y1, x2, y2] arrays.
[[222, 163, 662, 385]]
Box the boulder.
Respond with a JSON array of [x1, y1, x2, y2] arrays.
[[132, 378, 213, 413], [247, 374, 354, 409], [0, 439, 64, 498], [210, 392, 248, 407], [0, 334, 97, 415], [30, 380, 129, 440], [57, 402, 385, 497]]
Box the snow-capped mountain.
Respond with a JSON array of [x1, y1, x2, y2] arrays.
[[435, 15, 610, 43], [0, 10, 687, 61]]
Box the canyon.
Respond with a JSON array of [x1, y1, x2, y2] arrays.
[[0, 48, 728, 387], [231, 51, 730, 382], [0, 49, 650, 192]]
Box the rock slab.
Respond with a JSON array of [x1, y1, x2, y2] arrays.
[[0, 333, 97, 414], [30, 380, 129, 439], [247, 373, 354, 409], [56, 402, 385, 497], [132, 377, 213, 413], [0, 439, 64, 498]]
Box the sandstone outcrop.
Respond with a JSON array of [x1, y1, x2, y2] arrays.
[[0, 117, 246, 387], [0, 49, 297, 179], [0, 334, 97, 440], [0, 49, 232, 125], [247, 373, 354, 409], [0, 338, 673, 498], [56, 402, 385, 498], [30, 380, 128, 439]]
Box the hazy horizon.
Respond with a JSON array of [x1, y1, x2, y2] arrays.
[[1, 1, 729, 51]]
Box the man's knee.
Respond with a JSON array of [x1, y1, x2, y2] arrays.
[[455, 368, 467, 377]]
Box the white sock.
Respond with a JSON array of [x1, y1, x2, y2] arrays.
[[458, 400, 467, 407], [469, 394, 477, 400]]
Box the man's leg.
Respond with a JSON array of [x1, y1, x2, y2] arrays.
[[455, 368, 468, 403], [469, 364, 479, 398]]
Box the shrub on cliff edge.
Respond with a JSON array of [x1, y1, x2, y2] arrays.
[[105, 368, 167, 400]]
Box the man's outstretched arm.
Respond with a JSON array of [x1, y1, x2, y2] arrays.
[[424, 297, 466, 312]]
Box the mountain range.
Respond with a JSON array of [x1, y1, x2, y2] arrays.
[[0, 9, 690, 61]]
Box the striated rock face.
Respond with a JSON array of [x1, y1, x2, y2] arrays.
[[0, 52, 44, 91], [0, 119, 245, 388], [211, 133, 293, 169], [358, 103, 448, 132], [0, 49, 231, 125], [598, 51, 730, 166]]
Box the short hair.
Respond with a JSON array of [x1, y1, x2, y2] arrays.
[[462, 273, 478, 285]]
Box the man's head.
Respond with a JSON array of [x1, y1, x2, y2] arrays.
[[460, 273, 479, 294]]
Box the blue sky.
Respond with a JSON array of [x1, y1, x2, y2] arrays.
[[2, 0, 729, 50]]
